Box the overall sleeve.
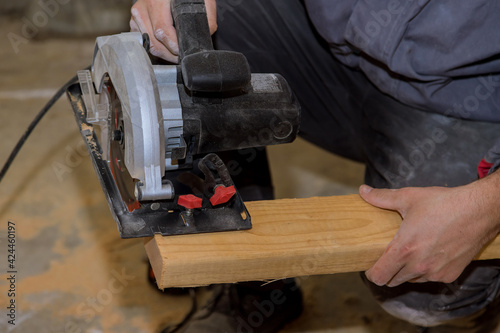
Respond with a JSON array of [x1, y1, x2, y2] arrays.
[[305, 0, 500, 122]]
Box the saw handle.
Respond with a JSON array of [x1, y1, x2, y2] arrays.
[[171, 0, 251, 93], [170, 0, 213, 59]]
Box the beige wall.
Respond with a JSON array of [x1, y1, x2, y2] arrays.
[[2, 0, 133, 37]]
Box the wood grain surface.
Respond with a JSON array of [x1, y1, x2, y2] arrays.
[[145, 195, 500, 289]]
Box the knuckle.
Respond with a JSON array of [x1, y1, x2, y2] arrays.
[[414, 263, 431, 276], [129, 20, 137, 31], [130, 6, 139, 18], [400, 245, 412, 255], [396, 244, 415, 259], [149, 44, 161, 57], [154, 28, 167, 41], [148, 43, 161, 56]]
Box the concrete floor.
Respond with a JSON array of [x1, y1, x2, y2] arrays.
[[0, 14, 492, 333]]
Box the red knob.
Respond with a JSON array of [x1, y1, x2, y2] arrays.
[[178, 194, 203, 209], [210, 185, 237, 206]]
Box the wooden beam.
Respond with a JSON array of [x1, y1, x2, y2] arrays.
[[145, 195, 500, 289]]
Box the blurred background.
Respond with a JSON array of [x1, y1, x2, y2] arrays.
[[0, 1, 420, 332], [1, 0, 131, 37]]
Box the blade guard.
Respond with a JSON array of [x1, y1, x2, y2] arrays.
[[91, 33, 172, 201]]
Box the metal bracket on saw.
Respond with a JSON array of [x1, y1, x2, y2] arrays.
[[67, 83, 251, 238]]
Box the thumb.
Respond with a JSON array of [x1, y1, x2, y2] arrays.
[[359, 185, 405, 212]]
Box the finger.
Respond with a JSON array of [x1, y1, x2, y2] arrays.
[[365, 242, 406, 286], [408, 277, 427, 283], [147, 0, 179, 57], [131, 4, 178, 63], [130, 5, 154, 41], [387, 247, 467, 285], [359, 185, 407, 214], [131, 3, 151, 33], [205, 0, 218, 34], [130, 18, 140, 32], [386, 265, 425, 287], [410, 277, 429, 283], [412, 258, 465, 284]]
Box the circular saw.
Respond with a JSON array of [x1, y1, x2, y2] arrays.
[[66, 0, 300, 238]]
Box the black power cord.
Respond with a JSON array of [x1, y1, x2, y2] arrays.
[[0, 68, 89, 184]]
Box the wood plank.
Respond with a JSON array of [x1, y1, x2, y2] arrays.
[[145, 194, 500, 289]]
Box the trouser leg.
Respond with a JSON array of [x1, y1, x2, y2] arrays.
[[215, 0, 500, 330], [358, 78, 500, 330], [361, 261, 500, 330]]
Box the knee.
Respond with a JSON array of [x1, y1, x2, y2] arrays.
[[360, 265, 500, 328]]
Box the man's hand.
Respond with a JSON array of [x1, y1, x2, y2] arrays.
[[130, 0, 218, 63], [359, 173, 500, 287]]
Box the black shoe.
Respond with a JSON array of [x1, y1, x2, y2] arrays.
[[165, 279, 303, 333]]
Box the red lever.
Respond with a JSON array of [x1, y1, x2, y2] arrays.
[[210, 185, 237, 206], [178, 194, 203, 209]]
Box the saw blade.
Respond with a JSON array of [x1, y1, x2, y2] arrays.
[[106, 81, 141, 212]]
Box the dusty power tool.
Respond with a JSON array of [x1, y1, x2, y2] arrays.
[[66, 0, 300, 238]]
